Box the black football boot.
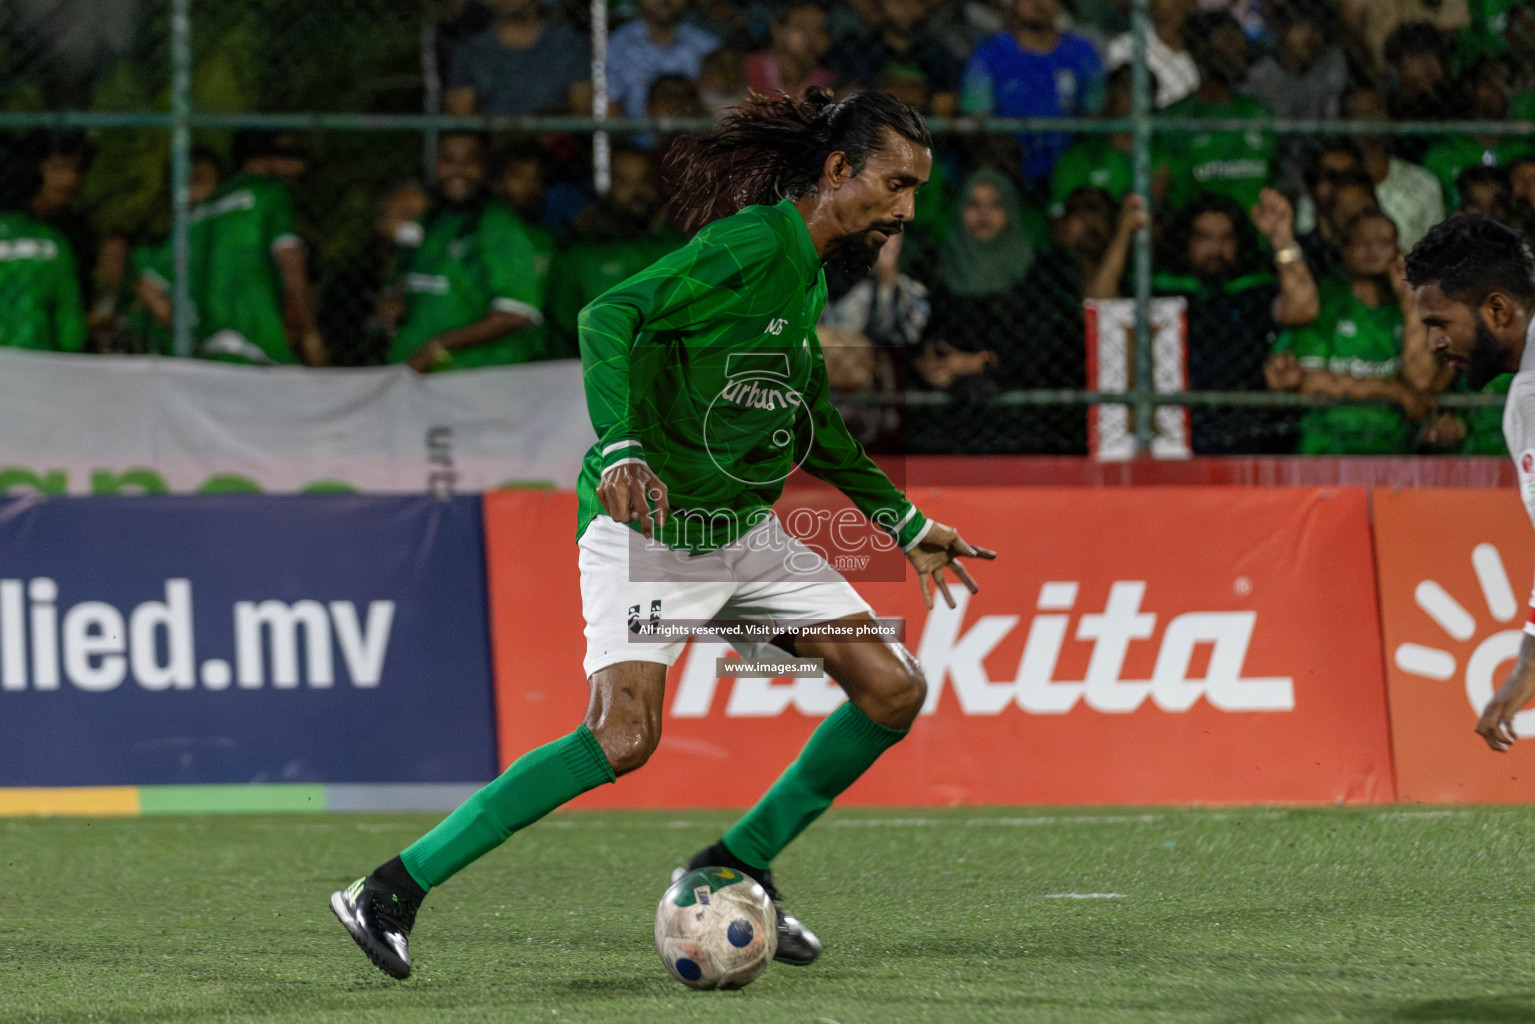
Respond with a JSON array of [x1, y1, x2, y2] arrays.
[[330, 876, 419, 980]]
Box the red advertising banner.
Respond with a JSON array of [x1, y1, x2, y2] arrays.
[[1373, 488, 1535, 802], [484, 487, 1394, 807]]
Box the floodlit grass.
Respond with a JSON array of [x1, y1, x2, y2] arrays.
[[5, 806, 1535, 1022]]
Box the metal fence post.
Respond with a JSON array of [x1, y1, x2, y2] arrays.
[[1129, 0, 1154, 455], [591, 0, 610, 196], [422, 14, 440, 180], [170, 0, 192, 358]]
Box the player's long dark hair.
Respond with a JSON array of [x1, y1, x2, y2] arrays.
[[665, 88, 931, 231]]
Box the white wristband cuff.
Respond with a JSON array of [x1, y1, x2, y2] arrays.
[[601, 457, 648, 476], [901, 518, 935, 552]]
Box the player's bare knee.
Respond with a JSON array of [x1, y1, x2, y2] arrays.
[[884, 656, 927, 727], [584, 662, 666, 776], [853, 650, 926, 730], [587, 716, 661, 777]]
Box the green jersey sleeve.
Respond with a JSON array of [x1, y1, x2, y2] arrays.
[[258, 180, 299, 254], [50, 242, 86, 352], [799, 331, 931, 550], [479, 205, 545, 325], [577, 222, 778, 476], [543, 249, 583, 359]]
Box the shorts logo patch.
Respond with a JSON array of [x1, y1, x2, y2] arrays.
[[628, 599, 662, 634]]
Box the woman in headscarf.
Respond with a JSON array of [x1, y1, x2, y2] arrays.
[[913, 167, 1084, 452], [918, 169, 1033, 391]]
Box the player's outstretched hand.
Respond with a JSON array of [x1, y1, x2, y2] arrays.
[[598, 462, 670, 540], [1476, 666, 1535, 752], [905, 521, 996, 611]]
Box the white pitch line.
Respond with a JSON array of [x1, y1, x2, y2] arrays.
[[827, 814, 1165, 828], [1041, 893, 1127, 899], [1376, 809, 1466, 820]]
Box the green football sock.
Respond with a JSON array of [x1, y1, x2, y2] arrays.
[[399, 725, 615, 891], [722, 702, 907, 870]]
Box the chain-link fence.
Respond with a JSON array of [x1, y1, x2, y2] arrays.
[[0, 0, 1524, 456]]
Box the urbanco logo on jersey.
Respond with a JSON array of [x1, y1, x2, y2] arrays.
[[667, 580, 1293, 718], [1392, 542, 1525, 727], [702, 348, 816, 488]]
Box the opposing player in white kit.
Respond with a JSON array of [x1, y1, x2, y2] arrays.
[[1405, 214, 1535, 751]]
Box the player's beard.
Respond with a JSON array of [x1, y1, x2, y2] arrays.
[[1465, 315, 1507, 390], [824, 228, 891, 279]]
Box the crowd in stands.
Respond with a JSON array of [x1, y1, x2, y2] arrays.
[[2, 0, 1534, 457]]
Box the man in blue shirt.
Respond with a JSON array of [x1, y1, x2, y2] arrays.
[[445, 0, 592, 116], [606, 0, 720, 118], [961, 0, 1104, 186]]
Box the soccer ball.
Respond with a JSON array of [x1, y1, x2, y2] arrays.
[[654, 866, 777, 990]]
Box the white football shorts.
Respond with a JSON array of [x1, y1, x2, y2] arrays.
[[577, 512, 874, 677]]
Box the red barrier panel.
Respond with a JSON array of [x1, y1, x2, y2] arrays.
[[1374, 488, 1535, 802], [484, 487, 1394, 806], [892, 456, 1514, 489]]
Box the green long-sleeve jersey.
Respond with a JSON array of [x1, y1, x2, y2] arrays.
[[576, 198, 928, 554], [0, 211, 85, 353]]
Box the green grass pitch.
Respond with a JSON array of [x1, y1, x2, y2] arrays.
[[5, 806, 1535, 1023]]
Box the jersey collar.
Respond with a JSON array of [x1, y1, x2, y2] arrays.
[[777, 198, 822, 288]]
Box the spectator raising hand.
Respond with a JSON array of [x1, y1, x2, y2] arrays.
[[1154, 192, 1315, 453], [1251, 188, 1319, 327]]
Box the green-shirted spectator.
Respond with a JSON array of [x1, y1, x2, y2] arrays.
[[1279, 210, 1431, 453], [387, 131, 549, 372], [1438, 373, 1512, 455], [493, 138, 558, 253], [1455, 165, 1513, 222], [0, 205, 86, 352], [140, 131, 326, 366], [1511, 1, 1535, 119], [545, 147, 683, 359], [1155, 12, 1276, 212], [1461, 0, 1527, 64], [26, 129, 97, 314], [131, 146, 223, 355], [127, 241, 173, 355], [1050, 65, 1142, 209], [1422, 57, 1525, 210]]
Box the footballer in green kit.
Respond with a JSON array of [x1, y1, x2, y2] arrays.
[[332, 89, 996, 981]]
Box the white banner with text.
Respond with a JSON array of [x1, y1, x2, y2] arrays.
[[0, 350, 596, 494]]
